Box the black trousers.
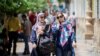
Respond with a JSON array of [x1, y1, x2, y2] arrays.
[[31, 48, 38, 56], [8, 31, 18, 54], [36, 47, 50, 56]]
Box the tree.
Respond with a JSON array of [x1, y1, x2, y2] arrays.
[[58, 0, 64, 3], [0, 0, 48, 15]]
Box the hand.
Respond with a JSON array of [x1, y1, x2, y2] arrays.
[[37, 30, 44, 35], [37, 27, 44, 35], [32, 43, 37, 48], [39, 30, 44, 34], [72, 41, 77, 48]]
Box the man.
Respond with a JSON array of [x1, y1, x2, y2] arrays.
[[7, 13, 21, 55], [28, 11, 36, 26], [21, 14, 32, 55]]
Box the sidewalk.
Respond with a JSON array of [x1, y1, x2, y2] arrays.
[[75, 22, 96, 56]]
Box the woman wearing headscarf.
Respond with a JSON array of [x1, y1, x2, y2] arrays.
[[51, 12, 76, 56], [30, 13, 52, 56]]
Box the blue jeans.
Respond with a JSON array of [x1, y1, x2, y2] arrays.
[[24, 35, 30, 52], [72, 47, 75, 56], [18, 33, 30, 53], [56, 34, 75, 56], [56, 46, 75, 56], [56, 46, 68, 56]]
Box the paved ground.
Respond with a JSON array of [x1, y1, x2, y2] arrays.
[[75, 26, 94, 56], [75, 21, 100, 56], [10, 42, 32, 56]]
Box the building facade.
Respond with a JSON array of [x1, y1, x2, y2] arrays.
[[67, 0, 100, 54]]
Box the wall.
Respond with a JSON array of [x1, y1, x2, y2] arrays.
[[70, 0, 86, 18]]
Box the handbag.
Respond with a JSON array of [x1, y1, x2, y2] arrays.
[[36, 25, 55, 55]]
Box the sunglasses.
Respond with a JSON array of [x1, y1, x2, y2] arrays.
[[40, 16, 44, 18], [57, 15, 64, 19]]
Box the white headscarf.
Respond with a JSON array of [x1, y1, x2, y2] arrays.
[[32, 13, 45, 31]]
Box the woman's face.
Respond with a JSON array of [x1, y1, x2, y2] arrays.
[[57, 14, 65, 23], [39, 16, 45, 23]]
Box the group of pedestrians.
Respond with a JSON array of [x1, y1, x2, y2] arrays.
[[0, 9, 76, 56], [30, 10, 77, 56]]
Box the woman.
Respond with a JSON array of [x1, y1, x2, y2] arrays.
[[30, 28, 38, 56], [31, 13, 52, 56], [51, 12, 76, 56]]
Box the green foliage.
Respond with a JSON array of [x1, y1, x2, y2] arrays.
[[0, 0, 48, 15], [58, 0, 64, 3]]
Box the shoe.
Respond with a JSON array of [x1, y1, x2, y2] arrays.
[[7, 52, 11, 56], [23, 52, 30, 55], [12, 53, 18, 56]]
